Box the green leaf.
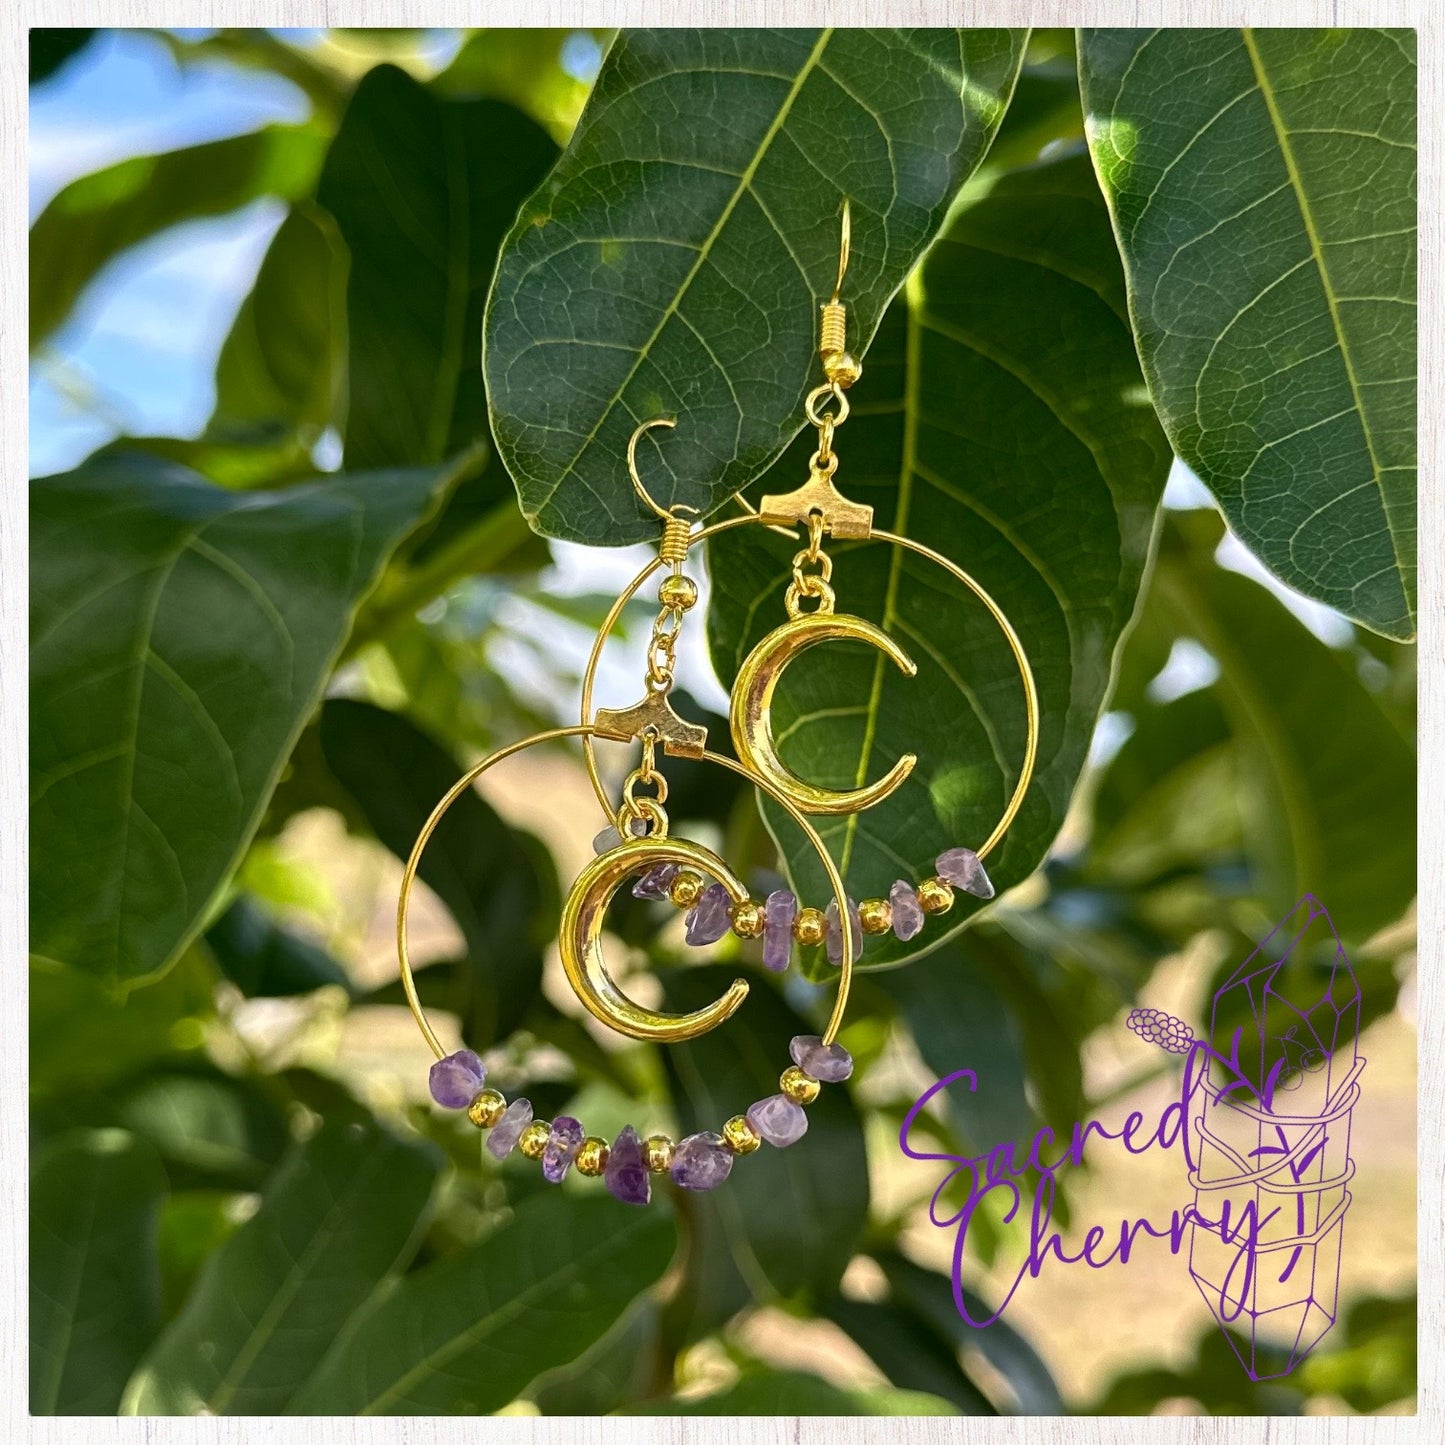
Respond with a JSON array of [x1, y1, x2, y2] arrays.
[[290, 1190, 675, 1414], [627, 1369, 956, 1415], [319, 699, 558, 1048], [124, 1117, 440, 1416], [206, 203, 348, 477], [433, 28, 598, 139], [659, 966, 868, 1340], [877, 1250, 1063, 1415], [825, 1297, 993, 1413], [1088, 687, 1241, 883], [1153, 515, 1415, 943], [206, 896, 354, 998], [529, 1299, 659, 1415], [319, 65, 558, 471], [110, 1068, 293, 1191], [708, 152, 1172, 968], [30, 124, 328, 347], [485, 27, 1029, 544], [30, 453, 463, 987], [31, 1129, 167, 1414], [1079, 28, 1417, 640], [30, 952, 216, 1102]]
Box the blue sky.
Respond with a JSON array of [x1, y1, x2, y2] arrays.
[[30, 30, 314, 476]]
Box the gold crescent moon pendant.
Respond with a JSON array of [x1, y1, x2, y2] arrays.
[[730, 612, 919, 815], [558, 836, 749, 1042]]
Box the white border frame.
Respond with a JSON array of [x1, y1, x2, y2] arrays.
[[5, 3, 1434, 1441]]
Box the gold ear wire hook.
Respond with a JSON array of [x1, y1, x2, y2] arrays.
[[830, 197, 851, 304], [627, 417, 699, 524], [819, 200, 861, 391]]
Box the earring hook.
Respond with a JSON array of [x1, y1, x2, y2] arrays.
[[831, 197, 851, 304], [627, 416, 698, 523]]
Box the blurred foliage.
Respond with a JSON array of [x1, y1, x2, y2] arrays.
[[29, 25, 1414, 1419]]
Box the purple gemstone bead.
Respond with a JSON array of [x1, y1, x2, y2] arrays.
[[762, 890, 797, 973], [669, 1132, 734, 1191], [542, 1115, 584, 1182], [428, 1049, 486, 1108], [593, 816, 648, 854], [486, 1097, 533, 1159], [604, 1125, 651, 1205], [632, 862, 679, 900], [746, 1094, 809, 1147], [889, 880, 925, 941], [685, 882, 732, 945], [824, 897, 863, 965], [789, 1033, 854, 1083], [936, 846, 995, 899]]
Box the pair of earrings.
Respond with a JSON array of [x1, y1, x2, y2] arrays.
[[397, 206, 1039, 1204]]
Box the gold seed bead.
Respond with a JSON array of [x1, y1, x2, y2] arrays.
[[658, 573, 699, 612], [466, 1088, 506, 1129], [858, 897, 893, 935], [780, 1066, 821, 1105], [644, 1134, 674, 1173], [731, 899, 764, 939], [670, 869, 705, 908], [916, 876, 955, 915], [793, 906, 826, 947], [722, 1115, 761, 1154], [576, 1136, 610, 1176], [518, 1120, 551, 1160]]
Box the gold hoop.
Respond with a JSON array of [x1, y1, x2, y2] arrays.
[[396, 724, 859, 1055], [578, 516, 1040, 863]]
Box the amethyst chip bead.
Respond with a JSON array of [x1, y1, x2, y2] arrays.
[[762, 890, 797, 972], [542, 1115, 585, 1182], [632, 862, 679, 900], [936, 847, 995, 899], [824, 897, 863, 965], [669, 1132, 734, 1191], [604, 1125, 651, 1205], [486, 1098, 533, 1158], [685, 882, 732, 945], [428, 1049, 486, 1108], [789, 1034, 854, 1083], [746, 1094, 808, 1147], [889, 881, 925, 941]]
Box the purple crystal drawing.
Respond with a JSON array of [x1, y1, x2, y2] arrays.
[[1136, 897, 1364, 1381]]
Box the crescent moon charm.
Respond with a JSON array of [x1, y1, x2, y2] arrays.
[[558, 836, 749, 1042], [730, 612, 919, 816]]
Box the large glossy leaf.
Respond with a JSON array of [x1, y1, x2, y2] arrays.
[[30, 124, 328, 347], [485, 27, 1029, 544], [708, 152, 1172, 969], [319, 699, 557, 1047], [124, 1117, 440, 1415], [290, 1190, 675, 1414], [320, 65, 558, 471], [628, 1369, 955, 1415], [31, 453, 463, 987], [1152, 515, 1415, 942], [659, 966, 868, 1341], [31, 1130, 167, 1415], [1080, 29, 1417, 640]]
